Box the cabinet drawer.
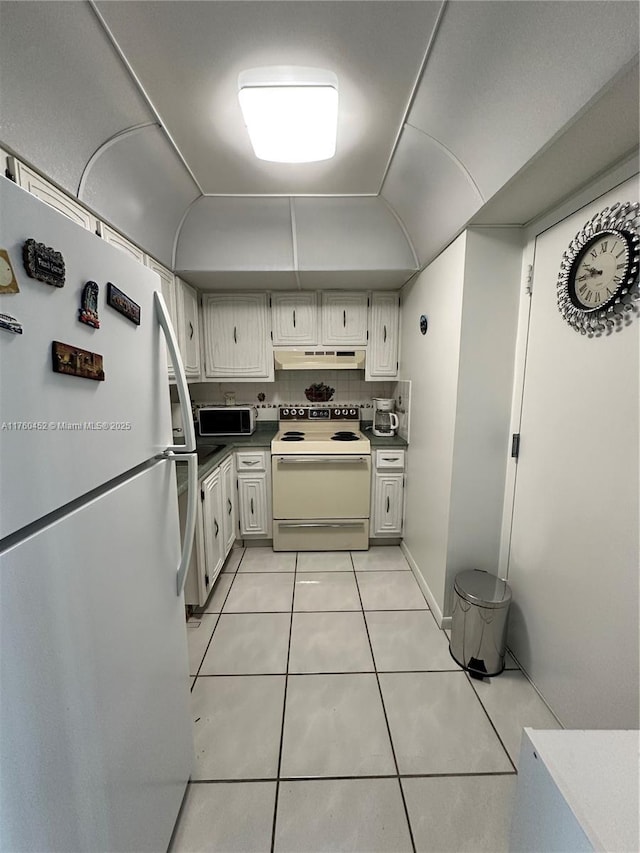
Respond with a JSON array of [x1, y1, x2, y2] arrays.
[[236, 450, 268, 472], [375, 449, 405, 470]]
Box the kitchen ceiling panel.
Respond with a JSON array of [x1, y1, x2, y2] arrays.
[[294, 197, 417, 272], [79, 126, 200, 269], [176, 196, 295, 272], [470, 59, 640, 227], [407, 0, 640, 202], [382, 125, 483, 268], [93, 0, 442, 195], [0, 0, 154, 195]]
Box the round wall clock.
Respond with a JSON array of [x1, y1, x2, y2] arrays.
[[557, 201, 639, 335]]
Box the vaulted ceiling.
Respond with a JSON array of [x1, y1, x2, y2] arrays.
[[1, 1, 638, 287]]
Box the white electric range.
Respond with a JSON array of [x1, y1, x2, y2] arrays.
[[271, 407, 371, 551]]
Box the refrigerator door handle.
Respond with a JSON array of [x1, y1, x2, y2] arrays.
[[155, 291, 196, 453], [163, 451, 198, 596]]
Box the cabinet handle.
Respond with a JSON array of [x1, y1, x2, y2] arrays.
[[250, 497, 254, 515], [382, 456, 400, 462], [343, 309, 346, 327], [386, 496, 390, 513], [233, 326, 237, 344], [189, 321, 194, 340], [242, 459, 259, 466], [228, 497, 232, 515], [383, 324, 387, 343], [214, 518, 219, 538], [293, 309, 296, 328]]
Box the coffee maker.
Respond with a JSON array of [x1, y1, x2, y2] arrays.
[[372, 398, 399, 437]]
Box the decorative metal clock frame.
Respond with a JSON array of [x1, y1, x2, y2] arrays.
[[556, 201, 640, 336]]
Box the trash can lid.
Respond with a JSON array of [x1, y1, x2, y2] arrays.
[[454, 569, 511, 608]]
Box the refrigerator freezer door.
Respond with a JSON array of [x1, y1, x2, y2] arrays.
[[0, 178, 174, 538], [0, 460, 193, 853]]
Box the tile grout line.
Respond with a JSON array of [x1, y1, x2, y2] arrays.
[[269, 550, 297, 853], [186, 769, 517, 786], [351, 552, 418, 853], [190, 549, 248, 685], [463, 671, 519, 774]]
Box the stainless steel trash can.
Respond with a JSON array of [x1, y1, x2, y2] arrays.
[[449, 569, 512, 678]]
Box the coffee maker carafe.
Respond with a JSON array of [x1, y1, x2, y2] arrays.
[[372, 398, 399, 437]]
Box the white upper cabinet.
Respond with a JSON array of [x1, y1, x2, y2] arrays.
[[12, 160, 98, 233], [366, 292, 400, 379], [175, 277, 201, 379], [146, 258, 177, 380], [101, 222, 145, 264], [202, 292, 274, 381], [321, 292, 368, 346], [271, 292, 318, 346]]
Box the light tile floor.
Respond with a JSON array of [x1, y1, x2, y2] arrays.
[[173, 546, 561, 853]]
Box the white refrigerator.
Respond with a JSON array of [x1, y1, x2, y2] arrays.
[[0, 177, 199, 852]]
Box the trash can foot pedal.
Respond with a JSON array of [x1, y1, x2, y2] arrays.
[[467, 657, 488, 679]]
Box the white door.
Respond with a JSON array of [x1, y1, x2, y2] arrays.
[[366, 292, 400, 379], [0, 179, 173, 539], [177, 278, 201, 378], [202, 466, 225, 584], [506, 178, 639, 729], [221, 455, 237, 554], [321, 292, 368, 345], [0, 460, 193, 852], [238, 475, 270, 536], [271, 292, 318, 345]]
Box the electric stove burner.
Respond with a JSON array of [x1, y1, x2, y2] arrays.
[[331, 431, 359, 441], [284, 431, 305, 436], [281, 435, 305, 441]]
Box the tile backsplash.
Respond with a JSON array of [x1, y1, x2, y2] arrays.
[[173, 371, 397, 422]]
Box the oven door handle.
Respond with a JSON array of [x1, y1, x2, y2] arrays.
[[277, 522, 364, 529], [274, 455, 369, 464]]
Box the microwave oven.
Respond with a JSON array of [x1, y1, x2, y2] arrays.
[[197, 405, 257, 436]]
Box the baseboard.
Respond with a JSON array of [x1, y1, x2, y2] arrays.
[[400, 541, 449, 628]]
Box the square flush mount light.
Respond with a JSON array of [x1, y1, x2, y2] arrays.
[[238, 66, 338, 163]]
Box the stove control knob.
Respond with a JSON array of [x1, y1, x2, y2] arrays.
[[283, 408, 289, 415], [298, 408, 304, 416], [349, 408, 356, 416]]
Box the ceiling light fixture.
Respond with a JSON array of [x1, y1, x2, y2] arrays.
[[238, 66, 338, 163]]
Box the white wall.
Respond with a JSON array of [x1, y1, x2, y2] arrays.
[[400, 234, 467, 619], [399, 229, 522, 620], [445, 229, 522, 612], [505, 175, 639, 729]]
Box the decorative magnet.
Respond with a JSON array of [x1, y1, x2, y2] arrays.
[[78, 280, 100, 328], [0, 249, 19, 294], [52, 341, 105, 381], [0, 313, 23, 334], [419, 314, 428, 335], [106, 281, 140, 325], [23, 239, 65, 287]]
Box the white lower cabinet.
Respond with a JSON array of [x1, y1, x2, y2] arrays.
[[220, 455, 237, 554], [370, 449, 405, 538], [236, 450, 271, 538], [181, 454, 238, 608]]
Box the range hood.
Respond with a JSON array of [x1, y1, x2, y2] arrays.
[[274, 348, 366, 371]]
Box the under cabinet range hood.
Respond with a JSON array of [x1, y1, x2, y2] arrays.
[[274, 348, 366, 370]]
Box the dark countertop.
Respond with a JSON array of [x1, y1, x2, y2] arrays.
[[175, 424, 278, 496], [175, 421, 408, 496]]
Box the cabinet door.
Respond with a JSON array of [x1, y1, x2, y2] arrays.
[[176, 278, 201, 379], [238, 475, 270, 537], [366, 292, 400, 379], [271, 292, 318, 345], [203, 293, 273, 380], [12, 160, 98, 232], [371, 473, 404, 537], [147, 259, 177, 379], [100, 222, 145, 264], [201, 467, 225, 586], [220, 455, 237, 555], [321, 292, 368, 345]]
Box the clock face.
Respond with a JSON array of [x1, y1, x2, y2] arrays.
[[568, 230, 631, 312]]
